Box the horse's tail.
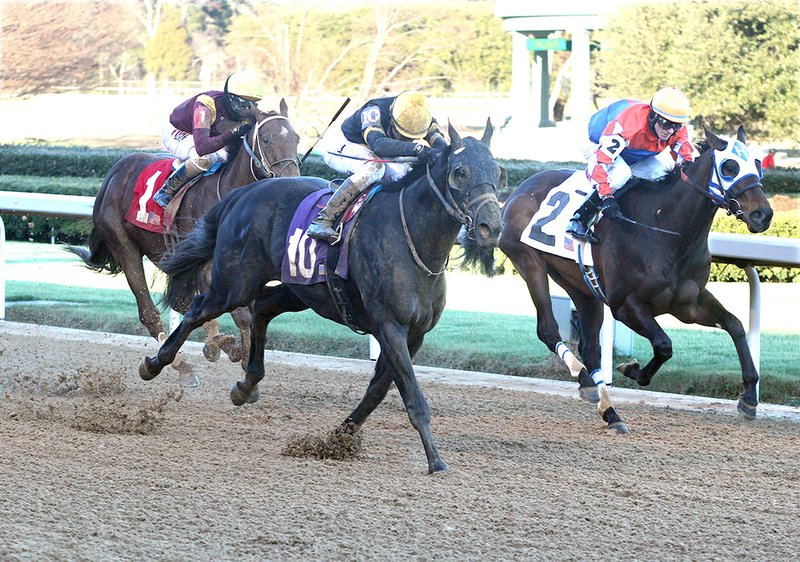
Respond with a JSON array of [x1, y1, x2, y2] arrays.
[[65, 228, 122, 274], [159, 196, 229, 311], [456, 228, 502, 277]]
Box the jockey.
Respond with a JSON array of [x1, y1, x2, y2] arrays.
[[566, 86, 696, 242], [305, 91, 449, 243], [153, 70, 264, 208]]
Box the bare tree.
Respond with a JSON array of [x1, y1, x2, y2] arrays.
[[1, 1, 139, 96]]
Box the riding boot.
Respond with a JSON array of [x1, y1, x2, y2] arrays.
[[153, 160, 204, 208], [306, 177, 368, 243], [566, 190, 602, 243]]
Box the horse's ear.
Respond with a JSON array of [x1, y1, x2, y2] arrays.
[[736, 124, 747, 144], [448, 121, 463, 149], [279, 98, 289, 118], [498, 165, 508, 189], [704, 126, 727, 151], [481, 117, 494, 147]]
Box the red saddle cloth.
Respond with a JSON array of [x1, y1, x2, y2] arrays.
[[124, 159, 176, 233]]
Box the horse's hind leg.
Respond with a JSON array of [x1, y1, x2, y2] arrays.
[[568, 289, 628, 434], [614, 294, 673, 387], [140, 292, 230, 380], [689, 289, 759, 419], [230, 286, 305, 406], [506, 251, 589, 384], [220, 306, 253, 369]]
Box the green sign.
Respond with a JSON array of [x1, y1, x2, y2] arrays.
[[527, 38, 571, 51]]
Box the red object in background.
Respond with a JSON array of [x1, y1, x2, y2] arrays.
[[762, 151, 776, 170]]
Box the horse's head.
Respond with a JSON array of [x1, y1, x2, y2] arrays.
[[441, 119, 505, 275], [242, 99, 301, 179], [691, 126, 772, 233], [445, 119, 504, 248]]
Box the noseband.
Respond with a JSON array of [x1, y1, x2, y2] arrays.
[[242, 114, 300, 180]]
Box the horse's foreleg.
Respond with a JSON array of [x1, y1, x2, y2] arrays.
[[692, 289, 759, 419], [372, 322, 446, 474], [614, 295, 673, 387], [201, 319, 226, 362], [344, 334, 424, 432], [228, 306, 253, 369]]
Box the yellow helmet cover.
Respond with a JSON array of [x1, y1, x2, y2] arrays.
[[390, 91, 432, 139], [650, 87, 690, 123]]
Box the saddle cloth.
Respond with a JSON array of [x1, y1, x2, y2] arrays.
[[125, 159, 223, 235], [280, 187, 374, 285], [519, 170, 597, 267], [124, 159, 175, 233]]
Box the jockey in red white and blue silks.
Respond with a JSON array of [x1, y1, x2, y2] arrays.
[[567, 87, 696, 243]]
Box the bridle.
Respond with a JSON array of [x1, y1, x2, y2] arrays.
[[679, 153, 763, 220], [399, 155, 499, 276], [241, 114, 300, 180]]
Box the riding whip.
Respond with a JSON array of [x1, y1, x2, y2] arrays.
[[300, 97, 351, 166]]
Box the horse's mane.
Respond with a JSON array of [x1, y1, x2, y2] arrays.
[[376, 144, 451, 194]]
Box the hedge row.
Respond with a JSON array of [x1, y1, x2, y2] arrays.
[[2, 143, 798, 198]]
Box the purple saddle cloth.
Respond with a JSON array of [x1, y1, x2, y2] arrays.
[[280, 188, 370, 285]]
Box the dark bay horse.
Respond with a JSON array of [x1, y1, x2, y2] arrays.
[[68, 100, 300, 381], [139, 122, 505, 473], [498, 126, 772, 432]]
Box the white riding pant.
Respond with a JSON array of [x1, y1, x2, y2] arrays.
[[583, 141, 675, 193], [162, 121, 229, 171], [321, 127, 411, 183]]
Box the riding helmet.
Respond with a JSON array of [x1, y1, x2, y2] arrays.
[[226, 70, 265, 101], [390, 91, 432, 139], [650, 87, 690, 123]]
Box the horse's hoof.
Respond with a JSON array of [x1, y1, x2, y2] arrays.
[[579, 385, 600, 403], [230, 381, 250, 406], [246, 387, 260, 404], [139, 357, 159, 381], [177, 363, 200, 388], [202, 343, 221, 362], [618, 360, 640, 381], [607, 421, 630, 435], [428, 459, 449, 474], [737, 399, 757, 420]]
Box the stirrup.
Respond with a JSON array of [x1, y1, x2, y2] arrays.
[[306, 221, 338, 243], [567, 221, 599, 244]]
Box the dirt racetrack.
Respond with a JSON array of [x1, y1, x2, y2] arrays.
[[2, 322, 800, 561]]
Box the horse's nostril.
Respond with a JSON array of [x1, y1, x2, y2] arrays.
[[477, 223, 491, 240]]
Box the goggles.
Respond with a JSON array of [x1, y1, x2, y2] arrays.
[[654, 115, 683, 132], [229, 94, 254, 115]]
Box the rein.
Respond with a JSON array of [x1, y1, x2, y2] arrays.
[[399, 161, 499, 276], [242, 115, 300, 180]]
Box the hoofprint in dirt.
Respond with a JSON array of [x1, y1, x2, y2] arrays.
[[2, 323, 800, 560]]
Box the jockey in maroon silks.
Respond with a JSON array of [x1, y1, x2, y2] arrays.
[[567, 86, 696, 242], [153, 70, 264, 208], [305, 91, 449, 243]]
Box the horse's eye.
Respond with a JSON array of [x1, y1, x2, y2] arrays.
[[720, 159, 740, 179]]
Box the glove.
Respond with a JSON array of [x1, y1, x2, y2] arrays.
[[231, 121, 253, 137], [413, 144, 437, 166], [600, 196, 620, 220]]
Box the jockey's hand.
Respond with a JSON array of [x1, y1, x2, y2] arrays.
[[600, 196, 620, 220], [231, 121, 253, 137], [413, 144, 437, 166]]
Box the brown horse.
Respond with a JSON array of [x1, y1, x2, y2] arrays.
[[497, 126, 772, 432], [68, 100, 300, 383]]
